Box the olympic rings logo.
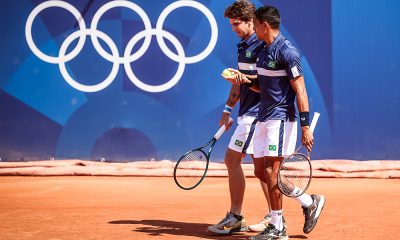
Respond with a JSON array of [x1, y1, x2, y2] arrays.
[[25, 0, 218, 92]]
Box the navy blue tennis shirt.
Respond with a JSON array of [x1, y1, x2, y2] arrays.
[[256, 33, 303, 122], [237, 33, 264, 117]]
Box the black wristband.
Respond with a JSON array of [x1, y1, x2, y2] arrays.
[[299, 112, 310, 126]]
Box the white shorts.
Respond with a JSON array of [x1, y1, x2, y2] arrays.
[[253, 120, 297, 158], [228, 116, 258, 155]]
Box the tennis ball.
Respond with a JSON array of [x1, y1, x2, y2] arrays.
[[222, 69, 233, 77]]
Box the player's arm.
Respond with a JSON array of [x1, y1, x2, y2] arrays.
[[290, 76, 313, 152], [284, 48, 314, 152], [219, 85, 239, 130]]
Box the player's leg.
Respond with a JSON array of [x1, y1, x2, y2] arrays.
[[225, 120, 258, 215], [207, 124, 249, 235], [283, 121, 326, 234], [251, 158, 287, 240], [225, 148, 246, 215], [239, 119, 272, 232], [260, 120, 284, 212], [250, 120, 288, 240], [248, 153, 272, 232], [264, 156, 284, 228], [252, 121, 267, 183]]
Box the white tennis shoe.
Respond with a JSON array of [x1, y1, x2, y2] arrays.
[[248, 213, 272, 232]]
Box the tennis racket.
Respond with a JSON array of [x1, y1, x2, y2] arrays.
[[277, 112, 320, 198], [173, 125, 226, 190]]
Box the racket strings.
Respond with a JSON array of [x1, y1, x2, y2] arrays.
[[279, 153, 311, 196], [175, 150, 208, 189]]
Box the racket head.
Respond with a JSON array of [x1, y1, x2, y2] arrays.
[[278, 152, 312, 197], [173, 149, 210, 190]]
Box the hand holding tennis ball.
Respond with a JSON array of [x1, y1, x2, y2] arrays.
[[221, 68, 240, 85], [222, 68, 234, 77]]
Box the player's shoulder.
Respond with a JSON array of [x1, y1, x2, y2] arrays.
[[279, 39, 300, 61], [278, 37, 298, 52]]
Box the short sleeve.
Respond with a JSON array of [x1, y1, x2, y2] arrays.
[[282, 47, 303, 80]]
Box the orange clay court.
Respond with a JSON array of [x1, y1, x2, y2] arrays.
[[0, 161, 399, 240]]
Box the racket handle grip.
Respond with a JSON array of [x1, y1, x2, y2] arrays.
[[214, 125, 226, 140], [309, 112, 320, 133]]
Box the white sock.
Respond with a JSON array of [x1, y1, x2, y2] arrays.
[[294, 188, 314, 208], [270, 210, 283, 231], [290, 186, 303, 197]]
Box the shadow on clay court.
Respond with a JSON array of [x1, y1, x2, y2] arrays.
[[109, 220, 308, 239]]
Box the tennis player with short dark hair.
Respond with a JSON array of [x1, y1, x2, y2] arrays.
[[224, 5, 326, 240], [207, 0, 272, 235]]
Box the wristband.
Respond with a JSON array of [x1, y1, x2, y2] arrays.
[[299, 112, 310, 126], [223, 105, 233, 114]]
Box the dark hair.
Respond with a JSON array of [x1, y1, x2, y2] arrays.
[[224, 0, 256, 22], [254, 6, 280, 29]]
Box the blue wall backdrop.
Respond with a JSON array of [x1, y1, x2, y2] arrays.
[[0, 0, 399, 161]]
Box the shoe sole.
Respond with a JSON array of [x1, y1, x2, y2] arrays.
[[248, 221, 273, 232], [207, 226, 249, 235], [315, 195, 325, 219], [250, 234, 288, 240]]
